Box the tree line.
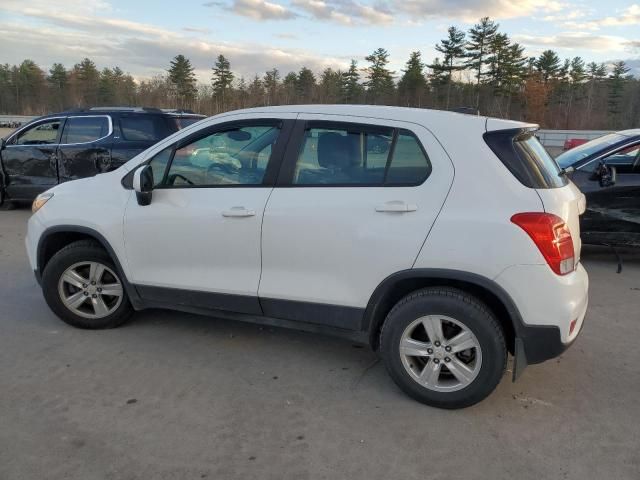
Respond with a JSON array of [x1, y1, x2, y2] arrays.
[[0, 17, 637, 129]]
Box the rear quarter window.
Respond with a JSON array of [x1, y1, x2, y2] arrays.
[[484, 129, 568, 189], [119, 115, 167, 142]]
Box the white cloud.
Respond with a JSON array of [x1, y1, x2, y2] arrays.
[[208, 0, 571, 26], [560, 4, 640, 30], [393, 0, 567, 23], [292, 0, 393, 25], [0, 8, 346, 80], [204, 0, 298, 20], [514, 32, 630, 52]]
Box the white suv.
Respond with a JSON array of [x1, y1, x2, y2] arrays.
[[26, 106, 589, 408]]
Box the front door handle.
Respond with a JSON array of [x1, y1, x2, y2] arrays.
[[375, 201, 418, 213], [222, 207, 256, 218]]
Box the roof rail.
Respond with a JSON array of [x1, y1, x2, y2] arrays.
[[59, 106, 202, 115], [161, 108, 198, 114]]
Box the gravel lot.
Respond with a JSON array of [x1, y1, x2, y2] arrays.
[[1, 207, 639, 480]]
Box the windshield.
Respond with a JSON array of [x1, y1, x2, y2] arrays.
[[556, 133, 627, 168]]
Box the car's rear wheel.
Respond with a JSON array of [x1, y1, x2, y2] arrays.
[[42, 240, 133, 329], [380, 287, 506, 409]]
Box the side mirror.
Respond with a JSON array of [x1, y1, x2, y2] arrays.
[[133, 165, 153, 206], [595, 162, 617, 188], [0, 138, 6, 151]]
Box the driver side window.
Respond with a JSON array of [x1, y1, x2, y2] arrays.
[[15, 119, 62, 145], [162, 124, 280, 187], [582, 143, 640, 174]]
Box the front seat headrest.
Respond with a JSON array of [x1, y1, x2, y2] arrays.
[[318, 132, 360, 169]]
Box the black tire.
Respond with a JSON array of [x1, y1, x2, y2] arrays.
[[41, 240, 133, 329], [380, 287, 507, 409]]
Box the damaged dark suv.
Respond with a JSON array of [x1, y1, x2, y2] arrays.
[[0, 107, 204, 206], [557, 129, 640, 248]]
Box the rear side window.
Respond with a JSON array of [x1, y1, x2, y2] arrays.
[[61, 116, 110, 144], [484, 129, 567, 189], [175, 117, 202, 129], [292, 124, 430, 186], [120, 115, 166, 141]]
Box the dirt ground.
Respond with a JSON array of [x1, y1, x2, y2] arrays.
[[0, 207, 639, 480]]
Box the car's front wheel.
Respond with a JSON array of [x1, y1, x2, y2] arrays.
[[42, 240, 133, 329], [380, 287, 507, 409]]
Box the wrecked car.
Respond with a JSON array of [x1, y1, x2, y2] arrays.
[[0, 107, 204, 207], [557, 129, 640, 248]]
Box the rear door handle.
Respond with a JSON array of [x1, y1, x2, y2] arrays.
[[375, 201, 418, 213], [222, 207, 256, 218]]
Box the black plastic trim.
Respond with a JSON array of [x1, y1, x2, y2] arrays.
[[135, 284, 262, 316], [260, 297, 364, 330], [484, 127, 568, 189]]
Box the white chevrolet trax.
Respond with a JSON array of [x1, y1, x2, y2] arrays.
[[26, 106, 589, 408]]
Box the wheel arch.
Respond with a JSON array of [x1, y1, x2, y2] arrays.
[[364, 269, 524, 354], [37, 225, 142, 308]]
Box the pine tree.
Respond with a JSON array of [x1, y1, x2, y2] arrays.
[[98, 67, 116, 105], [248, 75, 263, 106], [282, 72, 298, 104], [297, 67, 316, 103], [168, 54, 197, 109], [565, 57, 587, 128], [318, 68, 342, 103], [434, 27, 466, 109], [535, 50, 561, 83], [608, 61, 630, 128], [398, 51, 426, 107], [74, 58, 100, 106], [211, 54, 234, 110], [364, 48, 395, 104], [341, 60, 362, 103], [48, 63, 68, 111], [263, 68, 280, 105], [465, 17, 498, 107]]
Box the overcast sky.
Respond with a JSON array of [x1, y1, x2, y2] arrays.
[[1, 0, 639, 81]]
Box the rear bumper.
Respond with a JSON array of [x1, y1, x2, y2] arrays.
[[495, 262, 589, 365]]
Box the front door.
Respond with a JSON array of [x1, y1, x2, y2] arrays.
[[258, 116, 455, 330], [1, 117, 64, 201], [572, 143, 640, 247], [123, 116, 294, 314]]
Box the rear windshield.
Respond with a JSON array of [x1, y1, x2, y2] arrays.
[[484, 129, 567, 189], [556, 133, 627, 169]]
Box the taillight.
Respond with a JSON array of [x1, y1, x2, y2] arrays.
[[511, 212, 575, 275]]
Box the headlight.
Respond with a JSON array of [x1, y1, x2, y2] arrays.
[[32, 192, 54, 213]]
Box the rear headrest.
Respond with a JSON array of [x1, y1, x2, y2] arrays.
[[317, 132, 360, 169]]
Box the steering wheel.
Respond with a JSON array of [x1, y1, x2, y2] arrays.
[[167, 173, 195, 186]]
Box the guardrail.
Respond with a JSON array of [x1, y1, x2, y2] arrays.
[[0, 115, 37, 128], [537, 129, 611, 149]]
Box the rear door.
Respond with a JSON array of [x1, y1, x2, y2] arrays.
[[1, 117, 65, 200], [258, 115, 454, 330], [57, 115, 113, 182], [110, 114, 169, 167]]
